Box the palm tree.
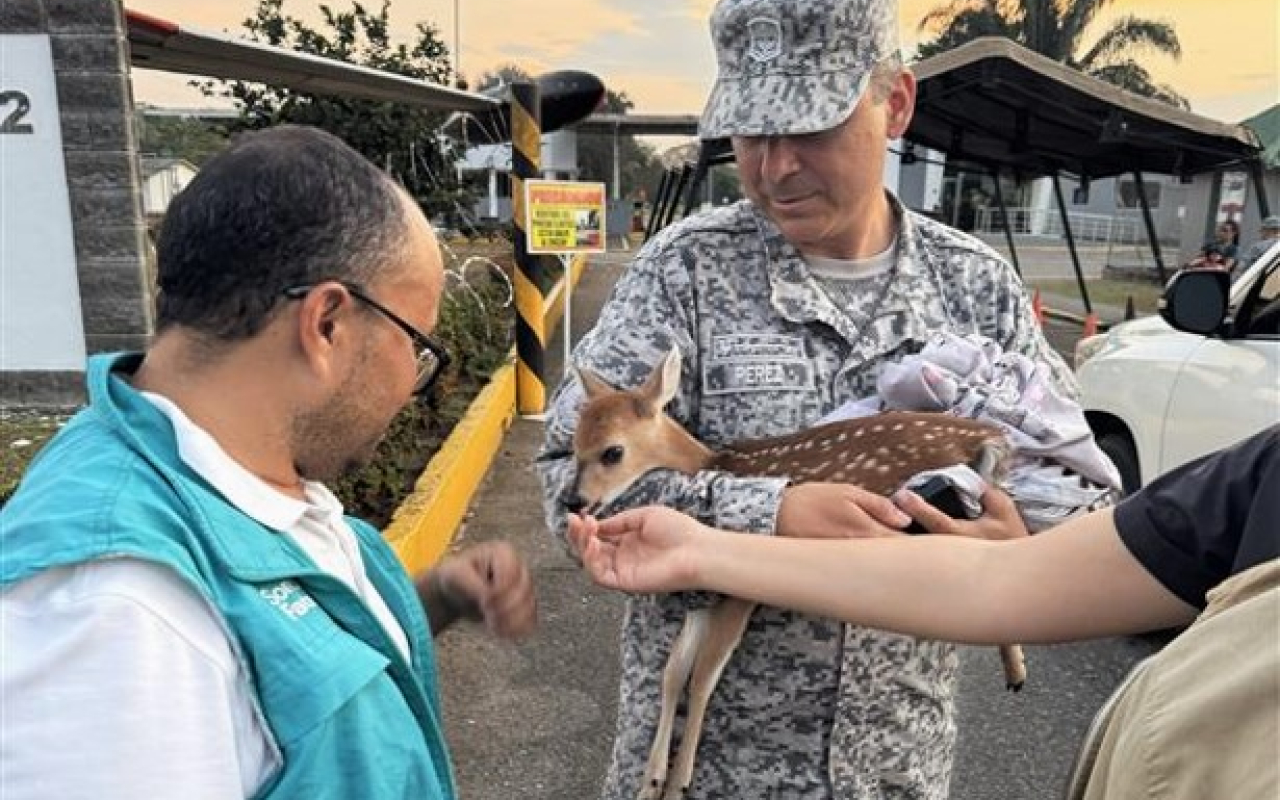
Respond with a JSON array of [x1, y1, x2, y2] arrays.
[[917, 0, 1188, 108]]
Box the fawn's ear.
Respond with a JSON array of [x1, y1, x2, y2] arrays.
[[574, 365, 615, 399], [638, 347, 682, 410]]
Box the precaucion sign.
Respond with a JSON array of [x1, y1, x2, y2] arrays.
[[525, 179, 607, 254]]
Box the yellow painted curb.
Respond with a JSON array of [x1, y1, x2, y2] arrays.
[[385, 253, 590, 573], [384, 357, 517, 575]]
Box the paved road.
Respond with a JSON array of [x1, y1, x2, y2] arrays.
[[974, 233, 1137, 283], [436, 252, 1163, 800]]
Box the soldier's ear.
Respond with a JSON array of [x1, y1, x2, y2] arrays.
[[884, 70, 916, 139]]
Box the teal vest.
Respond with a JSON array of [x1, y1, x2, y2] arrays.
[[0, 353, 457, 800]]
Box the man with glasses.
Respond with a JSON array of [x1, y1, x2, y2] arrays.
[[1, 125, 536, 800]]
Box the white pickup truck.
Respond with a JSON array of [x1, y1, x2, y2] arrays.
[[1075, 240, 1280, 494]]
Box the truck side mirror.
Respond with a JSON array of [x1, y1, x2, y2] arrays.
[[1158, 269, 1230, 335]]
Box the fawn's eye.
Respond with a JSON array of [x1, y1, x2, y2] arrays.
[[601, 446, 624, 466]]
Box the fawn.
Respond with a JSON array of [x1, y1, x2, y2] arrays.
[[564, 348, 1025, 800]]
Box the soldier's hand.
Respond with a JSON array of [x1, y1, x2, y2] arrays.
[[776, 482, 913, 539], [893, 485, 1029, 541]]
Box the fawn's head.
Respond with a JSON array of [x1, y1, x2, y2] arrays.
[[564, 349, 711, 514], [563, 348, 1013, 515]]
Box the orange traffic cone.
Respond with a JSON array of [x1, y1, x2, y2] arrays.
[[1082, 312, 1099, 339], [1031, 289, 1046, 326]]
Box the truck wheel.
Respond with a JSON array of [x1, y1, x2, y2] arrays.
[[1098, 432, 1140, 496]]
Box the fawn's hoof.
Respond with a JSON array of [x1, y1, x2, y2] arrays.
[[1006, 680, 1025, 692]]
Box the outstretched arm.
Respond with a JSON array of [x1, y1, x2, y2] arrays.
[[568, 495, 1195, 645]]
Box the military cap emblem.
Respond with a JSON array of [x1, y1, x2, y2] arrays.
[[745, 16, 783, 63]]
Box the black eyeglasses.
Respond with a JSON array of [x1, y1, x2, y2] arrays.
[[283, 282, 452, 396]]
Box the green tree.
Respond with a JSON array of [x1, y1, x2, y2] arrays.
[[575, 90, 664, 200], [707, 164, 743, 205], [202, 0, 475, 222], [136, 112, 229, 165], [917, 0, 1187, 108], [474, 63, 531, 93]]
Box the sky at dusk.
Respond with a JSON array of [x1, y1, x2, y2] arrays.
[[129, 0, 1278, 130]]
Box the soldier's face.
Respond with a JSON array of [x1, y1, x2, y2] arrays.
[[731, 70, 915, 259]]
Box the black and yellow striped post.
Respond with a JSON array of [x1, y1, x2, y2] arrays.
[[511, 81, 546, 415]]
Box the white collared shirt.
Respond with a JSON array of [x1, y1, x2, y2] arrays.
[[147, 390, 410, 662], [1, 392, 410, 799]]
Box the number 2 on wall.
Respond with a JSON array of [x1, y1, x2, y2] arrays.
[[0, 91, 35, 134]]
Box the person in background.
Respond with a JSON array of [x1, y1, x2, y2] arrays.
[[1238, 215, 1280, 271], [536, 0, 1079, 796], [1, 125, 537, 800], [567, 426, 1280, 800], [1190, 219, 1241, 275]]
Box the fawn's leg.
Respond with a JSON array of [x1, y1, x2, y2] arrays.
[[661, 598, 756, 800], [1000, 644, 1027, 691], [971, 441, 1029, 692], [639, 607, 710, 800]]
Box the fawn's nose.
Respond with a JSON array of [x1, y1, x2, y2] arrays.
[[563, 495, 586, 514]]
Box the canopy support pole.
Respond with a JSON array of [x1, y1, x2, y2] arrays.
[[1133, 170, 1168, 285], [989, 167, 1022, 279], [1052, 173, 1093, 316]]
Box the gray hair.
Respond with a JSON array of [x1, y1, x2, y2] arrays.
[[868, 53, 905, 104]]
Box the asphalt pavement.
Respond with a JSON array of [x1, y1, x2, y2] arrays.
[[434, 250, 1163, 800]]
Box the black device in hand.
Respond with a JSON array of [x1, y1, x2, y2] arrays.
[[903, 475, 974, 534]]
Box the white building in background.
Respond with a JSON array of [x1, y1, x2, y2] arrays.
[[1023, 173, 1189, 245], [892, 142, 946, 216], [892, 142, 1194, 271], [139, 157, 198, 220], [457, 130, 579, 222]]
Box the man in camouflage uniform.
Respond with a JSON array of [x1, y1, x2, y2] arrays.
[[537, 0, 1077, 797]]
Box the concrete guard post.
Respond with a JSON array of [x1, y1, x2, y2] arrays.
[[1, 0, 153, 406]]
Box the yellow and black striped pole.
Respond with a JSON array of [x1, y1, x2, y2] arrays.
[[511, 81, 546, 416]]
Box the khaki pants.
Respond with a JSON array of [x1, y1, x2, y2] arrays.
[[1066, 559, 1280, 800]]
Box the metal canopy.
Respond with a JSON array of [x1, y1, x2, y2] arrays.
[[125, 9, 500, 114], [907, 37, 1261, 180], [571, 113, 700, 137], [657, 38, 1267, 316], [700, 37, 1262, 180]]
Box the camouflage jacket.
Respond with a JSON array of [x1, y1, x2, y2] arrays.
[[538, 196, 1076, 800]]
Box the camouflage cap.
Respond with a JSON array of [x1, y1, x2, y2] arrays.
[[699, 0, 900, 139]]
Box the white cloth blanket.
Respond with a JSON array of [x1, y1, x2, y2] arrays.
[[820, 331, 1121, 530]]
